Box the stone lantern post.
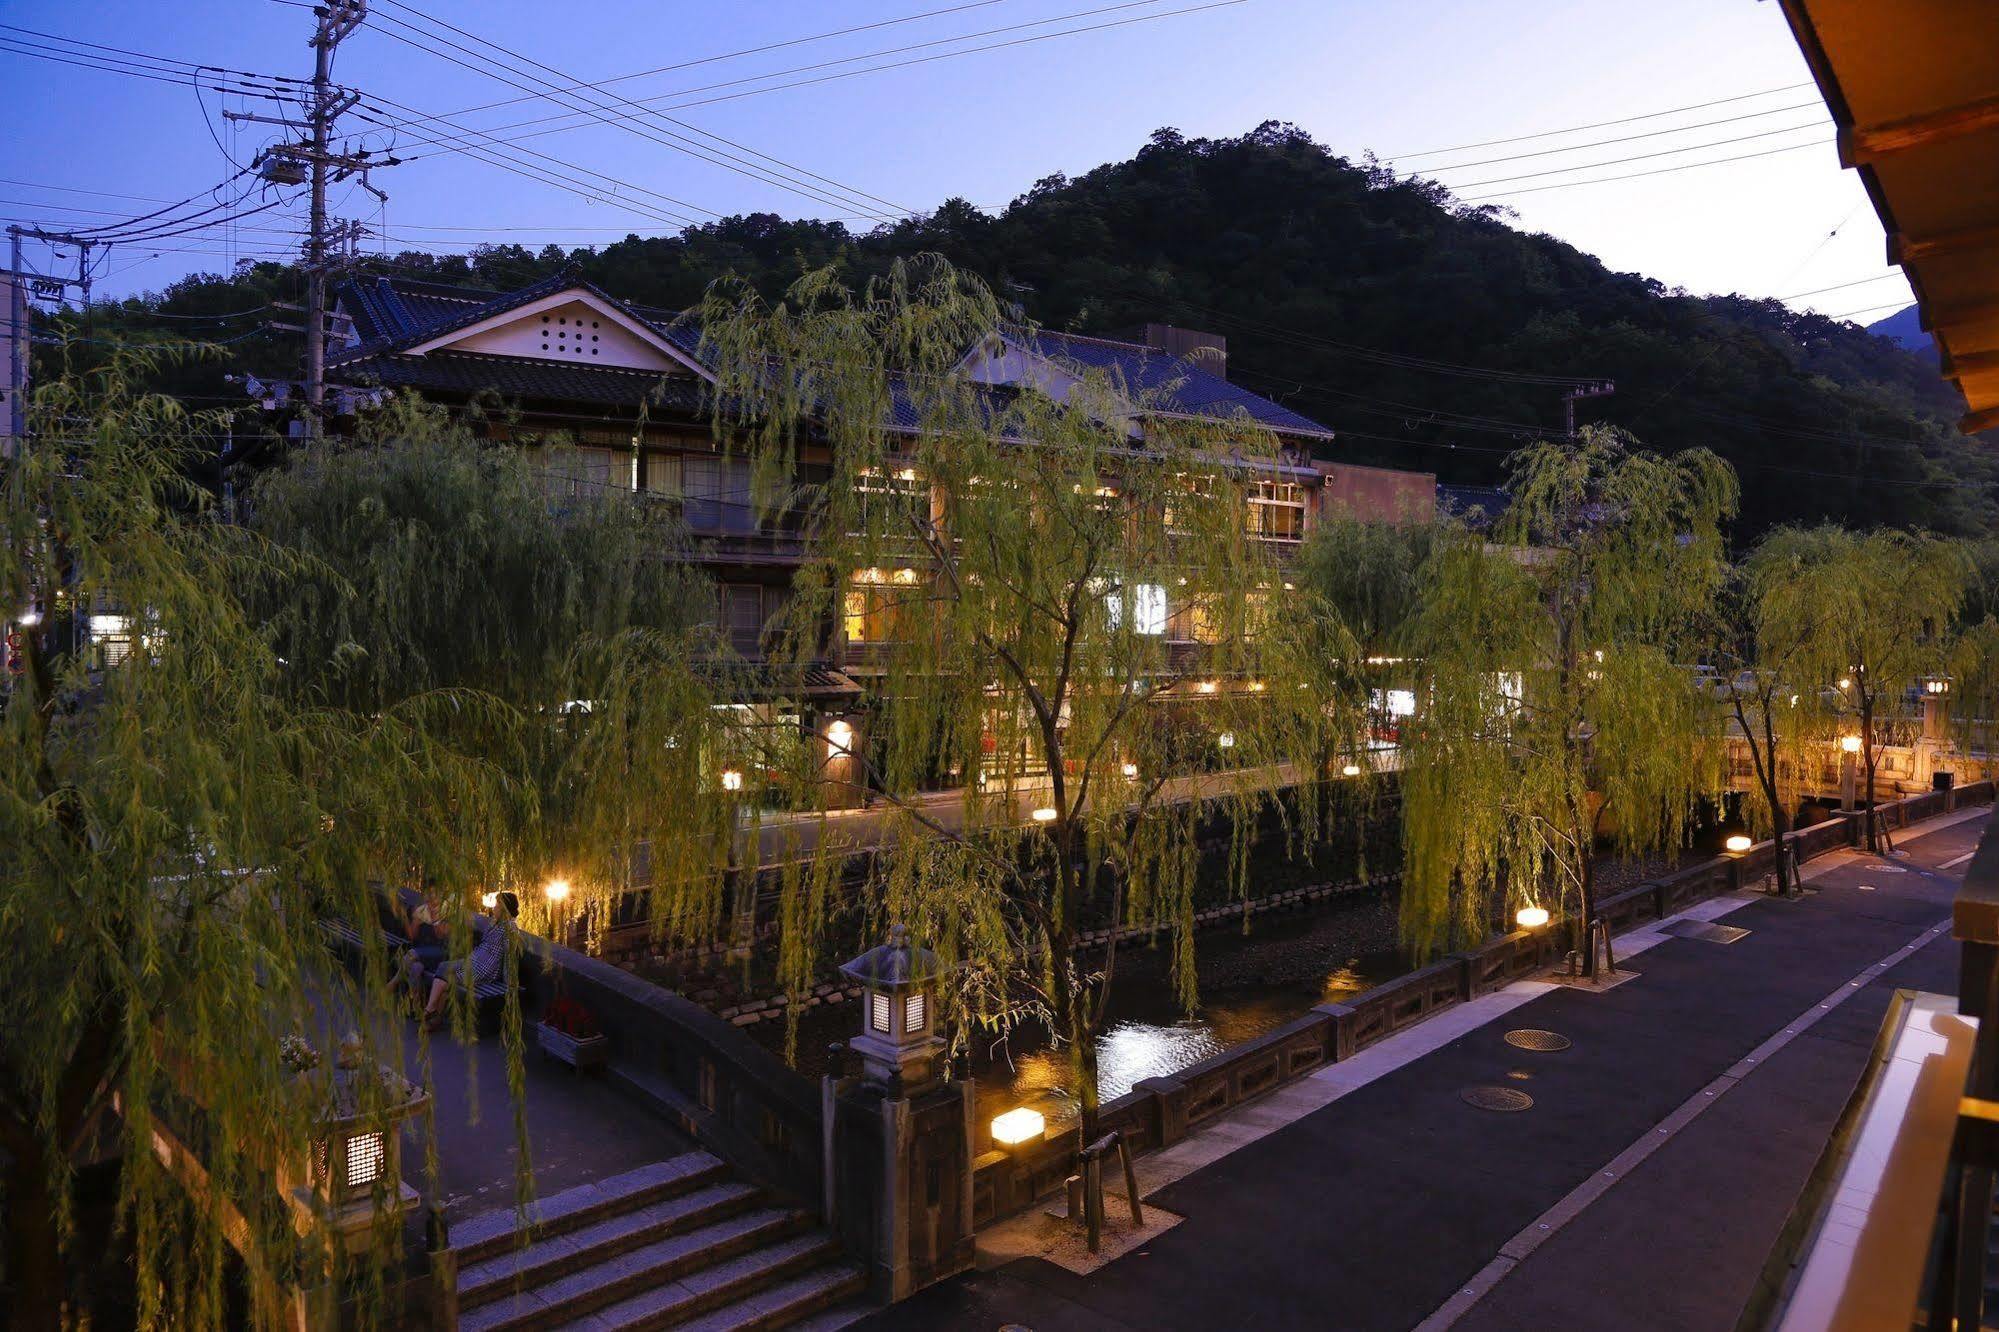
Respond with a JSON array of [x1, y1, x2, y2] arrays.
[[827, 925, 973, 1301], [839, 924, 945, 1094]]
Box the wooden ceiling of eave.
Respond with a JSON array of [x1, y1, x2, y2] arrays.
[[1779, 0, 1999, 433]]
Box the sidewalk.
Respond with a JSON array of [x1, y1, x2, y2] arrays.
[[862, 806, 1989, 1332]]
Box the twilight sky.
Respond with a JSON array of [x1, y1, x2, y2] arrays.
[[1, 0, 1914, 322]]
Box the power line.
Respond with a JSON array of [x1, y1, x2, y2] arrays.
[[1444, 120, 1828, 192], [1820, 298, 1914, 323], [374, 0, 912, 220], [1778, 273, 1906, 301], [337, 0, 1017, 131], [1381, 82, 1818, 161], [362, 4, 905, 223], [1411, 101, 1827, 174], [374, 0, 1248, 155], [348, 95, 707, 229], [1455, 138, 1835, 204], [55, 173, 260, 241]]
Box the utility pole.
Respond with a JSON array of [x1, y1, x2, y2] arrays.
[[2, 227, 96, 459], [1562, 380, 1617, 438], [225, 1, 389, 438]]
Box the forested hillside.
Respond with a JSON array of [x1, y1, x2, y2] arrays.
[[46, 122, 1995, 538]]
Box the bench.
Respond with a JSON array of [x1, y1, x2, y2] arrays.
[[316, 916, 518, 1009]]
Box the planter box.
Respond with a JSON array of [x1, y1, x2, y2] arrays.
[[536, 1022, 609, 1072]]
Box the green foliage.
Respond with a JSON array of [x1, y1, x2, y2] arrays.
[[1749, 524, 1969, 847], [1290, 516, 1436, 660], [699, 256, 1364, 1130], [244, 396, 736, 939], [1400, 427, 1737, 960], [70, 128, 1988, 537], [0, 351, 532, 1327]]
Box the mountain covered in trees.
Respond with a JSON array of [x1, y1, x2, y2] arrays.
[[52, 122, 1995, 539]]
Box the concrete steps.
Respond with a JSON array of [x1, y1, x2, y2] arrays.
[[451, 1151, 865, 1332]]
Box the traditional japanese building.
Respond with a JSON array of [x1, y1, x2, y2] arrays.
[[322, 270, 1433, 795], [330, 272, 1427, 635]]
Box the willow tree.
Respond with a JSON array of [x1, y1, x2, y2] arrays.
[[1950, 616, 1999, 779], [1707, 547, 1839, 896], [0, 353, 544, 1328], [243, 394, 736, 940], [1401, 428, 1737, 973], [1292, 513, 1437, 817], [699, 258, 1359, 1137], [1750, 526, 1967, 851]]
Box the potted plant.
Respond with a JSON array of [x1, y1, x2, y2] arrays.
[[537, 994, 609, 1072]]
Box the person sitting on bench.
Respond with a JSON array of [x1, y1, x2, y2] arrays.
[[392, 882, 449, 974], [407, 891, 517, 1032]]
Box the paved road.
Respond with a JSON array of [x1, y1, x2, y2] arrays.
[[864, 809, 1988, 1332]]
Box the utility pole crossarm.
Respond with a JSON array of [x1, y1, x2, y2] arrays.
[[238, 0, 385, 439]]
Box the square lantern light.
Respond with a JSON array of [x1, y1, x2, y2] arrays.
[[840, 924, 945, 1092], [991, 1106, 1046, 1148]]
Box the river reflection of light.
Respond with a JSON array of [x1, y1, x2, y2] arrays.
[[983, 1019, 1226, 1129], [974, 952, 1396, 1130]]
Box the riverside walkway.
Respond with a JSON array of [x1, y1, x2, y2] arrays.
[[864, 804, 1990, 1332]]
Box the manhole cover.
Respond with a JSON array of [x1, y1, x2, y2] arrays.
[[1660, 919, 1751, 945], [1504, 1028, 1573, 1052], [1462, 1085, 1535, 1112]]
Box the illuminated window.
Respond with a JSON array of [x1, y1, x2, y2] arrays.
[[870, 990, 891, 1034], [1131, 584, 1167, 636], [1164, 473, 1216, 534], [844, 570, 913, 644], [1246, 481, 1306, 542], [90, 613, 134, 668], [1190, 601, 1226, 645], [855, 463, 926, 529], [904, 991, 926, 1032]]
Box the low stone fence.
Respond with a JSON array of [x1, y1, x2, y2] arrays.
[[527, 941, 826, 1207], [969, 781, 1994, 1228], [703, 871, 1401, 1031]]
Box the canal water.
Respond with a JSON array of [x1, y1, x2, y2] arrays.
[[758, 884, 1411, 1131]]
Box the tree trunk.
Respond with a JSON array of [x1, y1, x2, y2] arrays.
[[1579, 833, 1600, 977], [1767, 792, 1795, 895], [1861, 695, 1879, 852], [5, 1158, 66, 1332], [1047, 936, 1100, 1148]]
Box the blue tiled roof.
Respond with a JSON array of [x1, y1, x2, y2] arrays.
[[1436, 484, 1510, 526], [1020, 329, 1334, 439], [329, 272, 705, 370], [329, 277, 1332, 442]]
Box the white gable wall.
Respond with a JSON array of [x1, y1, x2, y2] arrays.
[[959, 336, 1081, 402], [449, 299, 676, 371]]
